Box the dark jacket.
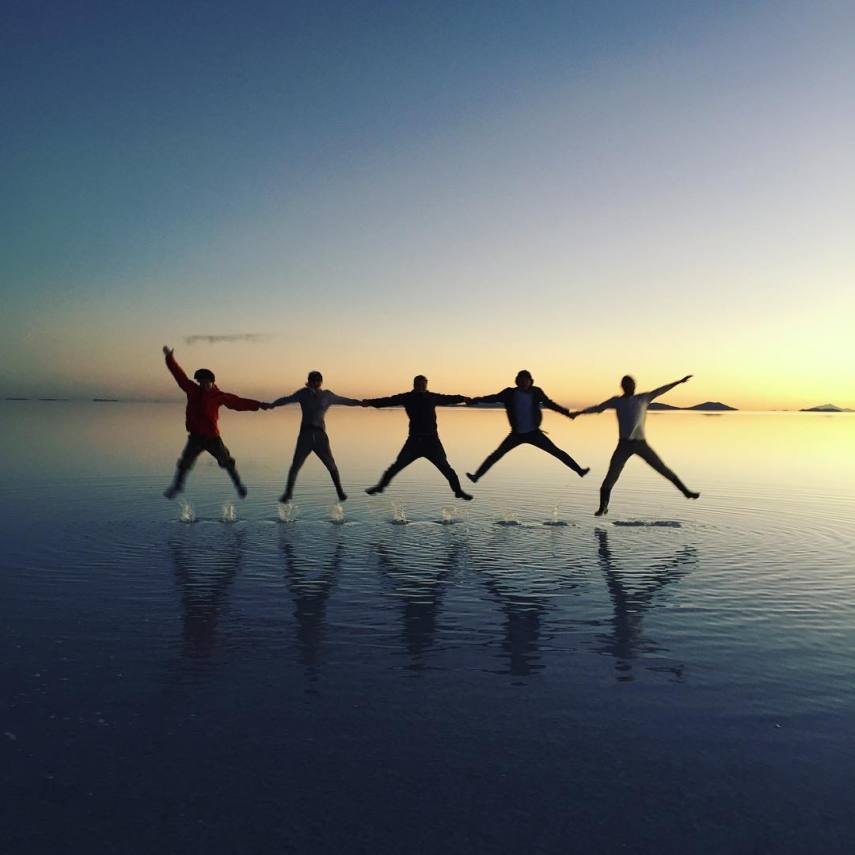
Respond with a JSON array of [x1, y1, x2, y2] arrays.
[[471, 386, 569, 433], [166, 353, 261, 437], [365, 391, 466, 436]]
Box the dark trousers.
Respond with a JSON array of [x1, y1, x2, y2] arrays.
[[286, 427, 343, 495], [376, 434, 463, 494], [600, 439, 692, 508], [472, 429, 585, 479], [173, 433, 242, 488]]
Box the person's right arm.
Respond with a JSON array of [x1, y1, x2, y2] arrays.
[[468, 390, 505, 405], [571, 397, 617, 418], [271, 389, 302, 407], [163, 346, 194, 393], [363, 393, 408, 408]]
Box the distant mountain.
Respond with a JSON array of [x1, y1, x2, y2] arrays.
[[648, 402, 682, 411], [685, 401, 737, 411], [800, 404, 853, 413]]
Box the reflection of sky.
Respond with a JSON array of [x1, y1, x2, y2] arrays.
[[2, 2, 853, 408]]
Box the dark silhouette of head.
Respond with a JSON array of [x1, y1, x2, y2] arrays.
[[413, 375, 428, 393], [307, 371, 323, 389], [193, 368, 215, 390], [515, 370, 533, 391], [621, 375, 636, 396]]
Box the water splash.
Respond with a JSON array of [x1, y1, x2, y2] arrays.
[[277, 502, 298, 523], [221, 502, 237, 523], [496, 509, 521, 527], [330, 503, 346, 525], [391, 503, 408, 525], [543, 505, 569, 527], [178, 499, 196, 524], [440, 506, 458, 525]]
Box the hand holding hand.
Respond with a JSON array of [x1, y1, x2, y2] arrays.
[[568, 411, 578, 420], [259, 402, 273, 410], [361, 400, 370, 407]]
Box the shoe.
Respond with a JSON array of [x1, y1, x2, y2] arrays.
[[337, 491, 348, 502], [365, 485, 384, 495], [578, 467, 590, 478], [686, 491, 700, 500], [236, 483, 248, 499], [164, 484, 181, 499], [455, 490, 473, 501], [466, 472, 478, 484], [279, 492, 292, 504], [594, 506, 608, 517]]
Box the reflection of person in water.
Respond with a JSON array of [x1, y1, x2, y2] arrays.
[[474, 540, 583, 678], [280, 535, 343, 680], [373, 539, 462, 672], [170, 529, 244, 659], [594, 528, 696, 680]]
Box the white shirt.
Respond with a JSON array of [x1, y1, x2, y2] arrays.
[[584, 393, 652, 440]]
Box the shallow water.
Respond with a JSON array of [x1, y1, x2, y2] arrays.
[[2, 403, 854, 853]]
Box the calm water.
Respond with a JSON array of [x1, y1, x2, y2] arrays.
[[2, 402, 854, 853]]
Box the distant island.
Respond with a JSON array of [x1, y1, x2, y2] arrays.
[[92, 398, 120, 402], [800, 404, 853, 413], [649, 401, 737, 411]]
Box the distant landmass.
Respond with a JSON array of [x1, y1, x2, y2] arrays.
[[93, 397, 119, 402], [649, 401, 737, 412], [800, 404, 853, 413]]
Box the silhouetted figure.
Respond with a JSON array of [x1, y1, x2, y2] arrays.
[[595, 528, 695, 681], [162, 346, 269, 499], [363, 375, 472, 500], [572, 375, 700, 516], [466, 370, 589, 484], [271, 371, 361, 503], [281, 536, 343, 683], [170, 529, 243, 660]]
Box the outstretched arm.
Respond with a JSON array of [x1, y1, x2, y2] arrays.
[[363, 393, 407, 408], [163, 346, 194, 394], [468, 390, 504, 405], [271, 390, 302, 407], [571, 397, 617, 418], [539, 390, 571, 418], [221, 393, 262, 412], [647, 375, 693, 401], [327, 392, 362, 407], [431, 393, 469, 406]]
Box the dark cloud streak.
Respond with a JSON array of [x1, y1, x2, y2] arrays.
[[184, 333, 277, 345]]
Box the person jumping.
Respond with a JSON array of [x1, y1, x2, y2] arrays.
[[466, 370, 589, 484], [570, 374, 700, 516], [363, 375, 473, 500], [162, 346, 268, 499]]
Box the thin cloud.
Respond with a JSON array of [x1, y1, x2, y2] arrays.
[[184, 333, 277, 345]]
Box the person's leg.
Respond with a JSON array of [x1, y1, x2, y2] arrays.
[[164, 435, 205, 498], [425, 436, 472, 500], [635, 441, 700, 499], [313, 429, 348, 501], [207, 437, 247, 498], [366, 437, 420, 494], [526, 430, 589, 477], [467, 433, 523, 482], [596, 442, 633, 515], [281, 430, 313, 503]]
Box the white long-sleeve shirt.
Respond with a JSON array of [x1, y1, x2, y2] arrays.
[[272, 387, 360, 430], [580, 381, 682, 441]]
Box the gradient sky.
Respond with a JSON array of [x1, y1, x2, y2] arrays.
[[2, 0, 853, 409]]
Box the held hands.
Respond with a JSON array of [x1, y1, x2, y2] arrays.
[[259, 402, 274, 410]]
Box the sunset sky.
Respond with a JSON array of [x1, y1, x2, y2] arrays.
[[2, 1, 853, 410]]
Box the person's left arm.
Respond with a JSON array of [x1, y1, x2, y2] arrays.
[[327, 392, 362, 406], [538, 389, 571, 417], [431, 393, 469, 406], [647, 375, 693, 401], [220, 392, 263, 412]]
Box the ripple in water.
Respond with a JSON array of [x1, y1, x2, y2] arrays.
[[178, 499, 196, 524]]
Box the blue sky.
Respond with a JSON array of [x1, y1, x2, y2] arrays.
[[2, 1, 853, 407]]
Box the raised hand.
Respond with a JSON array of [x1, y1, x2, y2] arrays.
[[162, 345, 174, 357], [681, 374, 693, 384]]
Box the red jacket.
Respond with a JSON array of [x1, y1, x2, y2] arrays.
[[166, 353, 261, 437]]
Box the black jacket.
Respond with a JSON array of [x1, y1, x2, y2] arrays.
[[365, 391, 466, 436], [471, 386, 569, 433]]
